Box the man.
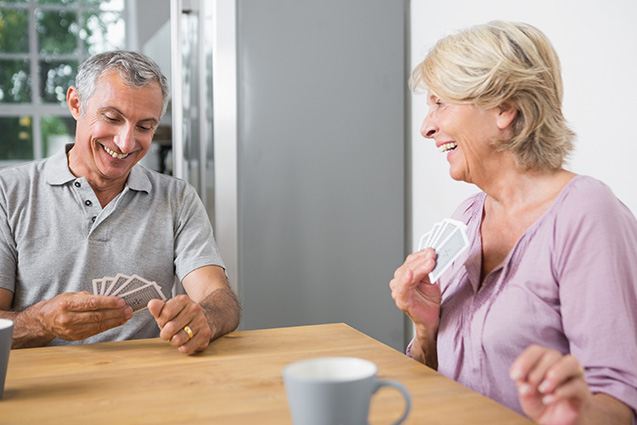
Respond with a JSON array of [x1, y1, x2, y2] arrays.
[[0, 51, 240, 354]]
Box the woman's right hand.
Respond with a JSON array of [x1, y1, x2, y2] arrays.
[[389, 248, 442, 336]]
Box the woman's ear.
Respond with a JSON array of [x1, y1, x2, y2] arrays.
[[496, 102, 517, 130]]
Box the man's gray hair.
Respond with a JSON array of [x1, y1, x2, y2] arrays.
[[75, 50, 170, 118]]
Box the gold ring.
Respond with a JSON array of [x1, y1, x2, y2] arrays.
[[577, 366, 585, 377], [183, 325, 194, 339]]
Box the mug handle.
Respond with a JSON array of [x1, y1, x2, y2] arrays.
[[371, 379, 411, 425]]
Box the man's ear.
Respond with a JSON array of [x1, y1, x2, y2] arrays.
[[496, 102, 517, 130], [66, 86, 82, 119]]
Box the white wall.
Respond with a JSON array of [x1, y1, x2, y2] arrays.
[[409, 0, 637, 251]]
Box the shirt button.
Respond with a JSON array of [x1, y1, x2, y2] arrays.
[[74, 181, 81, 188], [85, 200, 92, 207]]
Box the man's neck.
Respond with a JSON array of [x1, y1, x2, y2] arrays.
[[66, 149, 127, 208]]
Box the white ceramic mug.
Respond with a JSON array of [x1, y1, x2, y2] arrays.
[[283, 357, 411, 425], [0, 319, 14, 399]]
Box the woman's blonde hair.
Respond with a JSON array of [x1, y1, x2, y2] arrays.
[[411, 21, 574, 171]]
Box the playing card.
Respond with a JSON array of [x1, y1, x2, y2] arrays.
[[417, 218, 469, 283], [92, 278, 103, 295], [119, 282, 166, 312], [91, 273, 166, 314], [100, 277, 113, 295], [104, 273, 131, 296], [431, 219, 464, 250], [111, 274, 152, 297], [418, 230, 432, 251], [429, 223, 442, 247], [428, 225, 469, 283]]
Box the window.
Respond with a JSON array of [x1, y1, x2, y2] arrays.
[[0, 0, 125, 167]]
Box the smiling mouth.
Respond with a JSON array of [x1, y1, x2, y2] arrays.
[[103, 145, 130, 159], [438, 142, 458, 153]]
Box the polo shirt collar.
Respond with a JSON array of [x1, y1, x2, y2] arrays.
[[44, 143, 151, 193], [127, 163, 151, 193], [44, 144, 76, 185]]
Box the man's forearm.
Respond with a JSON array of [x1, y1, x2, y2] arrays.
[[0, 303, 55, 349], [200, 286, 241, 341]]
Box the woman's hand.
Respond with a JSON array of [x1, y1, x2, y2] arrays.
[[510, 345, 591, 425], [390, 248, 441, 327], [390, 248, 442, 366]]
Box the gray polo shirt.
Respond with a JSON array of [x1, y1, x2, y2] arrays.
[[0, 145, 224, 345]]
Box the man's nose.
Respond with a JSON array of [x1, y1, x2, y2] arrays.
[[113, 125, 135, 152]]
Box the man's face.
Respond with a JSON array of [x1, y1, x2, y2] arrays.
[[67, 69, 163, 188]]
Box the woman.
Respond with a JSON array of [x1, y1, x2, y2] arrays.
[[390, 21, 637, 425]]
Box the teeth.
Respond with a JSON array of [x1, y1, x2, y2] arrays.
[[438, 142, 457, 153], [104, 146, 129, 159]]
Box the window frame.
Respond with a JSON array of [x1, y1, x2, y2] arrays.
[[0, 0, 126, 166]]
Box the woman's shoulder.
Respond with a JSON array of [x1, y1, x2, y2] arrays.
[[555, 175, 627, 215], [549, 175, 637, 237], [452, 190, 486, 223]]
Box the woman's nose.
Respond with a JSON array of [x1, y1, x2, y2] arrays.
[[420, 115, 437, 139]]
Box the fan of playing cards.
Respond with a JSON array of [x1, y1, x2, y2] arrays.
[[418, 218, 470, 283], [92, 273, 166, 313]]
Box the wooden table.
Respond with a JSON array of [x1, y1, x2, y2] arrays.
[[1, 323, 533, 424]]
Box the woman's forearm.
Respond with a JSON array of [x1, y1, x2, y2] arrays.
[[577, 393, 634, 425], [410, 326, 438, 369]]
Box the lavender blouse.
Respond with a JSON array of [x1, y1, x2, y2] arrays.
[[409, 175, 637, 419]]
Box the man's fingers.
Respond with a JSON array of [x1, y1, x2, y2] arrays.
[[147, 299, 165, 321], [39, 292, 133, 341], [47, 307, 132, 340], [61, 294, 127, 312]]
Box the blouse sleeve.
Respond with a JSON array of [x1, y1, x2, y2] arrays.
[[553, 178, 637, 419]]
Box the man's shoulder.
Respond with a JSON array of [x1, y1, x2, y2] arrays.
[[0, 158, 49, 185], [131, 165, 195, 196]]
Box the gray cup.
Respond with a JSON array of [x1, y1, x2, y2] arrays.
[[283, 357, 411, 425], [0, 319, 13, 399]]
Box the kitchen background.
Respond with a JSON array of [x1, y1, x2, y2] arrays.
[[1, 0, 635, 351]]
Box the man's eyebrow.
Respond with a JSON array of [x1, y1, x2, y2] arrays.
[[98, 106, 159, 125]]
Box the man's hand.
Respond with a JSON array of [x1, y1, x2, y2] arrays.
[[148, 295, 211, 355], [147, 265, 240, 355], [4, 291, 134, 347]]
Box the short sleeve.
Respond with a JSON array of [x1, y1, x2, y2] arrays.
[[553, 177, 637, 416], [173, 183, 225, 281], [0, 178, 17, 294]]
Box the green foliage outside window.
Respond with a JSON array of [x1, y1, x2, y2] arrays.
[[42, 115, 75, 156], [0, 59, 31, 103], [37, 9, 80, 55], [0, 116, 33, 160], [0, 8, 29, 52], [0, 0, 124, 162]]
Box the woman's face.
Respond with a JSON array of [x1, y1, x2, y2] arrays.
[[420, 92, 511, 185]]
